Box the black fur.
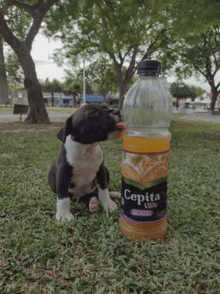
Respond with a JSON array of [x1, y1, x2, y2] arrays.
[[56, 104, 121, 144]]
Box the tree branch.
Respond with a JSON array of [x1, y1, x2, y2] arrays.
[[125, 46, 138, 84], [1, 0, 59, 52], [216, 81, 220, 90], [23, 0, 59, 51], [142, 28, 167, 60], [0, 12, 27, 58], [10, 0, 38, 17], [24, 13, 44, 51], [107, 51, 122, 84]]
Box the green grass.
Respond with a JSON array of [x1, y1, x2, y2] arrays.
[[0, 106, 13, 113], [0, 120, 220, 293], [46, 107, 76, 113], [0, 106, 75, 114]]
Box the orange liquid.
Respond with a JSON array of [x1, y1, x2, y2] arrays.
[[122, 134, 170, 153], [119, 134, 171, 240]]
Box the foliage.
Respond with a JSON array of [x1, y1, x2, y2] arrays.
[[3, 5, 31, 41], [62, 78, 81, 95], [188, 85, 206, 101], [46, 0, 220, 108], [48, 0, 173, 108], [170, 82, 193, 100], [61, 77, 82, 107], [63, 68, 93, 95], [170, 82, 205, 100], [5, 50, 23, 87], [171, 25, 220, 110], [41, 78, 62, 93], [85, 57, 118, 98], [0, 119, 220, 293]]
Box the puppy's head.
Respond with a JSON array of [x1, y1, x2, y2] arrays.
[[57, 104, 123, 144]]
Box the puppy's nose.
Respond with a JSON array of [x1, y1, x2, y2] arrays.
[[116, 122, 127, 138], [117, 122, 127, 132]]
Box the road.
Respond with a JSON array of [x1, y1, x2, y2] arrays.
[[177, 111, 220, 123]]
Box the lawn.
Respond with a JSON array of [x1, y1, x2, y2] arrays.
[[0, 106, 74, 114], [0, 119, 219, 294]]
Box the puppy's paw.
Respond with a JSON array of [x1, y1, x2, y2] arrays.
[[56, 198, 74, 222], [110, 191, 121, 200], [56, 211, 74, 222], [89, 196, 100, 212], [104, 198, 118, 213], [100, 197, 118, 213], [98, 188, 118, 213]]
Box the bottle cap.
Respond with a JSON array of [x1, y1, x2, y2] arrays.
[[138, 59, 161, 76]]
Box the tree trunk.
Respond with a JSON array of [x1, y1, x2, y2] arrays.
[[0, 36, 9, 105], [0, 12, 50, 123], [51, 92, 54, 107], [20, 52, 50, 124], [176, 98, 180, 108], [210, 89, 218, 112], [73, 93, 77, 107], [118, 82, 128, 110]]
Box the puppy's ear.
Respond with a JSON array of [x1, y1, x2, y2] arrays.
[[57, 116, 73, 143], [57, 127, 64, 142]]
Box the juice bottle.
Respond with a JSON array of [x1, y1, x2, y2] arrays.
[[119, 59, 172, 240]]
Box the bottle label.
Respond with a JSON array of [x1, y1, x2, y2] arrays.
[[121, 150, 169, 223]]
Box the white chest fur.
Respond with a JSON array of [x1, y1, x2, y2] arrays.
[[64, 136, 103, 196]]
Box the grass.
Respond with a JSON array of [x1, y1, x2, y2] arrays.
[[0, 106, 13, 113], [0, 119, 220, 293], [0, 106, 75, 114]]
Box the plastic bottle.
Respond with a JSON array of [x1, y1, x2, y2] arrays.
[[119, 59, 172, 240]]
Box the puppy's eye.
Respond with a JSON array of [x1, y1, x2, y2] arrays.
[[113, 109, 121, 116], [108, 109, 121, 117]]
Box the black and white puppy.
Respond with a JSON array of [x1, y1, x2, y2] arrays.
[[48, 104, 123, 222]]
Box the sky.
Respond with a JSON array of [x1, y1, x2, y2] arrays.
[[31, 34, 212, 93], [32, 34, 65, 82]]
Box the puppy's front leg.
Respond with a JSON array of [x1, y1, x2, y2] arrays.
[[98, 187, 118, 213], [56, 165, 74, 222], [96, 163, 117, 213], [56, 197, 74, 222]]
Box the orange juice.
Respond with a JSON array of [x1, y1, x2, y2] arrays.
[[119, 133, 171, 240]]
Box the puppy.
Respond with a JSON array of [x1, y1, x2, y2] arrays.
[[48, 104, 123, 222]]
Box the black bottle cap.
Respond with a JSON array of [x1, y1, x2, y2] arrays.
[[138, 59, 161, 76]]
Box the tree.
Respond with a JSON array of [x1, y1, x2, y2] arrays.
[[188, 85, 205, 101], [46, 0, 220, 109], [41, 78, 62, 107], [0, 35, 9, 104], [85, 57, 118, 99], [63, 67, 94, 95], [170, 82, 205, 107], [171, 25, 220, 111], [170, 81, 192, 107], [0, 0, 59, 123], [49, 0, 172, 109], [166, 0, 220, 37], [62, 77, 81, 107]]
